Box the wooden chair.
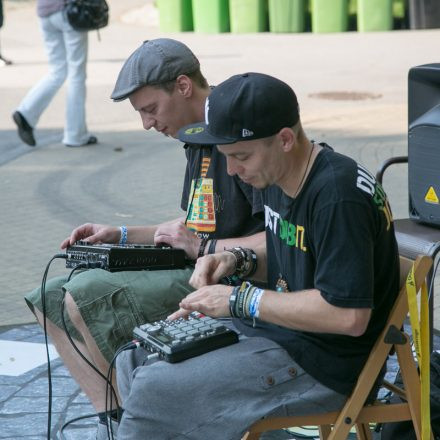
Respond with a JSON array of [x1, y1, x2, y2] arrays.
[[242, 255, 433, 440], [376, 156, 440, 352]]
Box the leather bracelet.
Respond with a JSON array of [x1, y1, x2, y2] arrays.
[[244, 248, 258, 278], [198, 238, 209, 258], [208, 239, 217, 254], [229, 286, 240, 318], [226, 247, 257, 279], [226, 247, 245, 274]]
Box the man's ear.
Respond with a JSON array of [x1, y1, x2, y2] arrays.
[[175, 74, 192, 98], [278, 127, 296, 152]]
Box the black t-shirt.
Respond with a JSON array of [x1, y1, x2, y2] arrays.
[[235, 145, 399, 395], [180, 144, 264, 239]]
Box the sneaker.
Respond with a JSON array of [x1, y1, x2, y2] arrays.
[[0, 55, 12, 67], [12, 111, 36, 146], [95, 419, 118, 440], [65, 135, 98, 148]]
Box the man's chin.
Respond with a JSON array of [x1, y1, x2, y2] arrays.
[[241, 177, 265, 189], [253, 182, 268, 190]]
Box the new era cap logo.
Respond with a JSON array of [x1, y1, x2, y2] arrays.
[[205, 98, 210, 125], [242, 129, 254, 137]]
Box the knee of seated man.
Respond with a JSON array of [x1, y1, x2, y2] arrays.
[[118, 352, 180, 398], [64, 291, 84, 327]]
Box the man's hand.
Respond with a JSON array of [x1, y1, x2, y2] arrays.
[[167, 284, 233, 320], [153, 220, 200, 260], [189, 252, 236, 289], [60, 223, 120, 249]]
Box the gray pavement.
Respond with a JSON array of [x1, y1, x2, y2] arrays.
[[0, 0, 439, 438]]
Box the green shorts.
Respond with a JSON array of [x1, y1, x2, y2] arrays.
[[25, 267, 194, 362]]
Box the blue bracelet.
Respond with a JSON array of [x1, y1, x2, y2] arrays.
[[119, 225, 127, 245], [249, 287, 264, 318]]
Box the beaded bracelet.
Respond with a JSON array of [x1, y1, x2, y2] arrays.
[[119, 225, 127, 245], [244, 248, 258, 278], [226, 247, 258, 279]]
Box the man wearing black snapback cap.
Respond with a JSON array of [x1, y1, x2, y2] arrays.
[[115, 73, 399, 439], [24, 43, 265, 438]]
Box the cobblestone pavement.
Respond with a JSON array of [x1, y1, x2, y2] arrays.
[[0, 324, 96, 439], [1, 0, 439, 438]]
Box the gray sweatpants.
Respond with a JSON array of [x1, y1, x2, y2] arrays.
[[116, 336, 347, 440]]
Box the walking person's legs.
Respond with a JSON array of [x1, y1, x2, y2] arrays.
[[62, 15, 93, 146], [16, 12, 67, 129], [0, 0, 11, 66]]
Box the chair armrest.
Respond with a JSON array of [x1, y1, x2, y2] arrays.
[[375, 156, 408, 184]]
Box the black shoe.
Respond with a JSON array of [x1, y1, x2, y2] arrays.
[[65, 135, 98, 148], [12, 111, 36, 146], [0, 55, 12, 66]]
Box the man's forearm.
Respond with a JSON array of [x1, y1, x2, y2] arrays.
[[126, 217, 184, 244], [125, 226, 157, 244], [209, 231, 265, 254], [258, 289, 371, 336]]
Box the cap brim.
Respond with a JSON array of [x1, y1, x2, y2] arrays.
[[178, 123, 238, 145], [110, 85, 141, 102]]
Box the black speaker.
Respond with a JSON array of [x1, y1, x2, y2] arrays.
[[408, 63, 440, 227], [409, 0, 440, 29]]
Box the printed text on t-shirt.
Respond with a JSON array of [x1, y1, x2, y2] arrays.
[[264, 205, 307, 252]]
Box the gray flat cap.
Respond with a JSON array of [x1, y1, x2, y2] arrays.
[[111, 38, 200, 101]]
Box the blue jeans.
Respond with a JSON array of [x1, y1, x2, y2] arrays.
[[17, 10, 90, 146]]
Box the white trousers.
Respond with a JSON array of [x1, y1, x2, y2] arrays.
[[17, 10, 89, 146]]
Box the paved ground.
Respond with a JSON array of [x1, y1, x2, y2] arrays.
[[0, 0, 439, 438]]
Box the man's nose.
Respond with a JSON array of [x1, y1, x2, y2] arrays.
[[142, 115, 155, 130], [226, 157, 237, 176]]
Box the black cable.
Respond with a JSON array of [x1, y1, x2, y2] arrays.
[[40, 253, 68, 440], [58, 262, 123, 439], [406, 254, 440, 355], [428, 255, 440, 303], [105, 341, 140, 440], [59, 413, 98, 439], [67, 264, 84, 282], [59, 270, 121, 404]]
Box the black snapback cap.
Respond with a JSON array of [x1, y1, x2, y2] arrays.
[[178, 72, 299, 145]]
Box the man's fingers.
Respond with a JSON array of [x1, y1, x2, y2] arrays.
[[167, 308, 191, 321], [83, 234, 100, 244], [189, 273, 210, 289], [154, 233, 171, 243], [60, 237, 70, 249], [179, 298, 201, 311]]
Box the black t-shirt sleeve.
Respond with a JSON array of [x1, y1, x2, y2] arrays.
[[311, 200, 376, 308]]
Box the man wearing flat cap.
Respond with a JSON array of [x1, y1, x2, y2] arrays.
[[115, 73, 399, 439], [24, 40, 264, 438]]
